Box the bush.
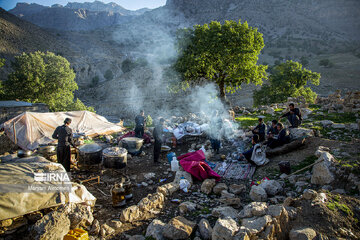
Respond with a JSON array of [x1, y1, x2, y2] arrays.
[[104, 69, 114, 81], [253, 60, 320, 106]]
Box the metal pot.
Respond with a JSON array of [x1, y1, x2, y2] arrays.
[[38, 145, 56, 154], [17, 150, 32, 158], [102, 147, 128, 169], [120, 137, 143, 154], [78, 143, 103, 165]]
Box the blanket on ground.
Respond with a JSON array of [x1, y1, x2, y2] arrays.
[[178, 150, 221, 181]]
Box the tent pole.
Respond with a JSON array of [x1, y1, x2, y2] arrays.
[[13, 122, 17, 145]]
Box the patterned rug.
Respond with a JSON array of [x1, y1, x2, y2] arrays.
[[214, 162, 256, 180]]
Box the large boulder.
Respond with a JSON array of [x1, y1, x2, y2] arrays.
[[311, 151, 336, 185], [201, 179, 216, 195], [212, 206, 238, 220], [241, 215, 272, 235], [249, 185, 267, 202], [67, 203, 94, 229], [198, 218, 212, 240], [259, 180, 283, 196], [162, 216, 196, 240], [146, 219, 166, 240], [212, 217, 239, 240], [239, 202, 268, 218], [302, 189, 318, 200], [29, 206, 70, 240], [289, 128, 314, 139], [289, 227, 317, 240], [120, 205, 142, 222]]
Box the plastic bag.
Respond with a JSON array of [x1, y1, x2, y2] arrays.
[[179, 177, 191, 193]]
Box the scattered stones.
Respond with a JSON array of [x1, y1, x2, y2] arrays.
[[229, 184, 246, 195], [198, 218, 212, 240], [212, 206, 238, 219], [212, 217, 239, 240], [249, 185, 267, 202], [162, 216, 196, 240], [241, 215, 272, 235], [146, 219, 165, 240], [179, 201, 197, 214], [201, 179, 216, 195], [90, 219, 100, 236], [213, 183, 228, 195], [107, 219, 123, 231], [320, 120, 334, 127], [144, 172, 156, 180], [289, 128, 314, 139], [259, 180, 283, 196], [332, 123, 346, 129], [289, 227, 317, 240]]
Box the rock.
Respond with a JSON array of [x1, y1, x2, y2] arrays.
[[120, 205, 142, 222], [311, 151, 336, 185], [289, 227, 317, 240], [127, 235, 145, 240], [212, 217, 239, 240], [289, 128, 314, 138], [234, 231, 250, 240], [146, 219, 166, 240], [259, 180, 283, 196], [90, 219, 100, 236], [30, 206, 70, 240], [107, 219, 123, 230], [239, 202, 268, 218], [26, 212, 43, 223], [179, 202, 197, 214], [162, 216, 196, 240], [198, 218, 212, 240], [302, 189, 318, 200], [249, 185, 267, 202], [67, 203, 94, 229], [201, 179, 216, 195], [266, 107, 275, 115], [280, 173, 288, 179], [212, 206, 238, 219], [157, 182, 179, 196], [0, 219, 12, 228], [220, 190, 235, 199], [100, 223, 115, 237], [267, 205, 286, 218], [332, 123, 346, 129], [229, 184, 246, 194], [241, 215, 272, 235], [219, 197, 241, 206], [283, 197, 295, 207], [213, 183, 228, 195], [320, 120, 334, 127], [144, 172, 156, 180], [331, 189, 346, 195]]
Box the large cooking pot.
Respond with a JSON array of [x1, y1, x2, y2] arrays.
[[120, 137, 143, 154], [38, 145, 56, 155], [78, 143, 102, 165], [102, 147, 127, 169], [17, 150, 33, 158]]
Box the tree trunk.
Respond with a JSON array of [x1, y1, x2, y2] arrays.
[[218, 81, 231, 107]]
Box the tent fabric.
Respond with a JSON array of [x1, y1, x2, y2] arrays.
[[178, 150, 221, 181], [1, 111, 124, 150], [0, 156, 96, 220]]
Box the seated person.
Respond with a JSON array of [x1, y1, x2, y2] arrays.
[[239, 134, 260, 162], [267, 120, 279, 139], [268, 123, 290, 149], [279, 103, 302, 128], [252, 118, 266, 142]]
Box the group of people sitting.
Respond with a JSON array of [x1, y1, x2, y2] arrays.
[[240, 103, 302, 162]]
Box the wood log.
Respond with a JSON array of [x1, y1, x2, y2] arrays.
[[266, 137, 308, 158]]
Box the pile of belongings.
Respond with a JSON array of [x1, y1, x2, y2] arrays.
[[172, 122, 209, 140]]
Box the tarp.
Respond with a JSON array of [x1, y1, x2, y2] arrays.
[[1, 111, 124, 150], [0, 156, 96, 220]]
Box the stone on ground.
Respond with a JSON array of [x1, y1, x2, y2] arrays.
[[259, 180, 283, 196], [302, 189, 318, 200], [213, 183, 228, 195], [179, 201, 197, 214], [239, 202, 268, 218], [229, 184, 246, 195], [212, 206, 238, 220], [146, 219, 165, 240], [249, 185, 268, 202], [162, 216, 196, 240], [201, 179, 216, 195], [289, 227, 317, 240], [212, 217, 239, 240], [198, 218, 212, 240], [241, 215, 272, 235], [311, 151, 336, 185]]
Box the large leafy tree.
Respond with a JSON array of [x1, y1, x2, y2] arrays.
[[174, 20, 267, 102], [3, 51, 93, 112], [253, 60, 320, 106]]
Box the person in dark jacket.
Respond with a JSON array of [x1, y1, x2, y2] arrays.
[[134, 110, 146, 138], [280, 103, 302, 128], [252, 118, 266, 142], [267, 120, 279, 138], [239, 134, 259, 163], [153, 118, 165, 163], [268, 122, 290, 149], [52, 118, 76, 172]]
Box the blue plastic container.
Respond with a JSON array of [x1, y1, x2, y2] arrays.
[[167, 152, 176, 164]]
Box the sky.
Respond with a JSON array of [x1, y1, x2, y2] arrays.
[[0, 0, 167, 11]]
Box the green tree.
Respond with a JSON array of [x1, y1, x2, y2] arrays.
[[174, 20, 267, 101], [104, 69, 114, 81], [253, 60, 320, 106], [4, 51, 93, 111]]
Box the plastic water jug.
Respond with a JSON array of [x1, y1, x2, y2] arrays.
[[171, 157, 179, 171]]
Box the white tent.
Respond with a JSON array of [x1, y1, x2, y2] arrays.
[[1, 111, 124, 150]]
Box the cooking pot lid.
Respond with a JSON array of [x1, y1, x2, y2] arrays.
[[79, 143, 102, 153], [122, 137, 143, 142], [103, 147, 127, 156]]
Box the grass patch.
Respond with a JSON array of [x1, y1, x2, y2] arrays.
[[327, 194, 354, 217], [310, 112, 357, 124], [308, 104, 322, 111], [291, 155, 318, 173]]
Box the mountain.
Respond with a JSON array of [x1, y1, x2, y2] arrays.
[[65, 1, 150, 16]]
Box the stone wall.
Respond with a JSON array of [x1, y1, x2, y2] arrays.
[[0, 103, 49, 124]]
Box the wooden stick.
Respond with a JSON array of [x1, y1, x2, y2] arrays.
[[80, 176, 100, 184], [284, 158, 324, 178], [13, 122, 17, 145]]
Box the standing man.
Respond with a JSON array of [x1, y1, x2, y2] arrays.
[[153, 118, 165, 163], [135, 110, 146, 138], [52, 118, 76, 172], [280, 103, 302, 128]]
